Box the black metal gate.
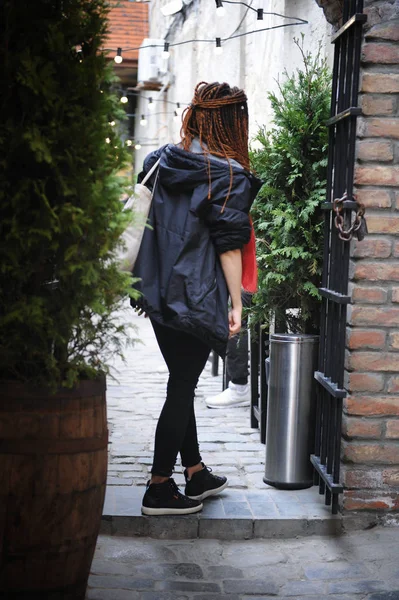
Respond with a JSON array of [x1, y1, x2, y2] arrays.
[[310, 1, 367, 514]]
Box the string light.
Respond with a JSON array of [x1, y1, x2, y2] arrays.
[[257, 8, 263, 20], [173, 110, 179, 122], [176, 102, 183, 115], [135, 143, 142, 150], [148, 97, 155, 111], [216, 0, 225, 17], [160, 0, 183, 16], [215, 37, 223, 55], [109, 121, 116, 126], [162, 42, 170, 59], [114, 47, 123, 64], [140, 115, 147, 126], [120, 94, 128, 104], [105, 12, 308, 56], [126, 139, 133, 146], [105, 137, 111, 144]]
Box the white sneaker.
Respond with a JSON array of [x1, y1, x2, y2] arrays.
[[205, 382, 251, 409]]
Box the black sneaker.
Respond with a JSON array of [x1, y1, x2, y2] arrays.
[[141, 478, 203, 515], [184, 463, 228, 501]]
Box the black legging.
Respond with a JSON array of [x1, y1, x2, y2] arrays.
[[150, 319, 211, 477]]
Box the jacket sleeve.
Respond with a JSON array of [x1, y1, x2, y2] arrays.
[[205, 173, 252, 255]]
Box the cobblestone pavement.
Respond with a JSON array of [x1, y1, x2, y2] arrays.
[[104, 304, 334, 521], [87, 528, 399, 599], [106, 303, 266, 491]]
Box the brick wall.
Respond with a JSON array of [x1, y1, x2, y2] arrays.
[[343, 4, 399, 514]]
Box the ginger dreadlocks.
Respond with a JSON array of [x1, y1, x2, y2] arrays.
[[180, 81, 250, 208]]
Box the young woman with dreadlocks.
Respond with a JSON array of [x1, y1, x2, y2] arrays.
[[132, 81, 262, 515]]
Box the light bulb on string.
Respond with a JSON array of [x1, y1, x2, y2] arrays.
[[215, 38, 223, 55], [176, 102, 183, 115], [148, 98, 155, 111], [215, 0, 225, 17], [162, 42, 170, 59], [114, 47, 123, 64], [126, 139, 133, 147], [120, 94, 128, 104], [256, 8, 264, 28], [140, 115, 147, 127], [109, 121, 116, 126], [105, 137, 111, 144], [173, 110, 179, 122], [135, 143, 142, 150]]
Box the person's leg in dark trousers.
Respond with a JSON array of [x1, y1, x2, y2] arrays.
[[226, 291, 253, 384], [205, 291, 253, 408], [150, 320, 210, 477]]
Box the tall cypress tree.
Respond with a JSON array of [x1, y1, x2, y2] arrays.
[[0, 0, 137, 388]]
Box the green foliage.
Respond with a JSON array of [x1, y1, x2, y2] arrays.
[[0, 0, 139, 389], [249, 38, 331, 334]]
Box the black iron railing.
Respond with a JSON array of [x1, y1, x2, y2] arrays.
[[310, 0, 367, 514]]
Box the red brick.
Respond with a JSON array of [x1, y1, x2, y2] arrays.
[[362, 43, 399, 64], [343, 416, 383, 438], [396, 191, 399, 210], [354, 262, 399, 281], [105, 2, 149, 61], [392, 288, 399, 303], [352, 236, 392, 257], [365, 20, 399, 42], [359, 118, 399, 138], [393, 241, 399, 258], [347, 329, 386, 351], [349, 351, 399, 372], [387, 377, 399, 393], [357, 140, 393, 162], [366, 215, 399, 234], [389, 332, 399, 350], [355, 166, 399, 186], [356, 188, 392, 209], [346, 396, 399, 416], [352, 286, 388, 304], [361, 95, 395, 116], [343, 490, 399, 511], [361, 74, 399, 93], [347, 372, 385, 391], [350, 306, 399, 327], [343, 441, 399, 464], [386, 419, 399, 438], [342, 467, 383, 489], [383, 468, 399, 486]]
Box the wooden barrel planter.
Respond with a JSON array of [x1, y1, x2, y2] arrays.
[[0, 377, 108, 600]]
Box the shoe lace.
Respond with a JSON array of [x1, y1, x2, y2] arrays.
[[168, 478, 184, 499]]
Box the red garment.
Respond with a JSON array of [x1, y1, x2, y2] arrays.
[[241, 217, 257, 293]]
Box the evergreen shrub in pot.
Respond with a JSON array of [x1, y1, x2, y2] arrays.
[[0, 1, 137, 597], [250, 39, 331, 334]]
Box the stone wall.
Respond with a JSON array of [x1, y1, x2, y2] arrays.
[[343, 4, 399, 515]]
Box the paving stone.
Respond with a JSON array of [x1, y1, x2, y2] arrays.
[[88, 575, 154, 590], [304, 561, 372, 580], [281, 580, 327, 596], [133, 562, 203, 580], [328, 580, 392, 594], [106, 477, 133, 486], [141, 593, 190, 600], [87, 589, 141, 600], [369, 594, 399, 600], [158, 580, 221, 592], [207, 565, 244, 579], [223, 578, 279, 595]]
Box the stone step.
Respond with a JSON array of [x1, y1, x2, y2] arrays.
[[101, 485, 348, 540]]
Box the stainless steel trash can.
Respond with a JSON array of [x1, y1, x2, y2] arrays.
[[264, 334, 319, 490]]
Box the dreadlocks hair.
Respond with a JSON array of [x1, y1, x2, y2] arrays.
[[180, 81, 250, 210]]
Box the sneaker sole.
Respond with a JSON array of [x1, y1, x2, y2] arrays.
[[186, 479, 229, 501], [205, 400, 250, 409], [141, 502, 203, 516]]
